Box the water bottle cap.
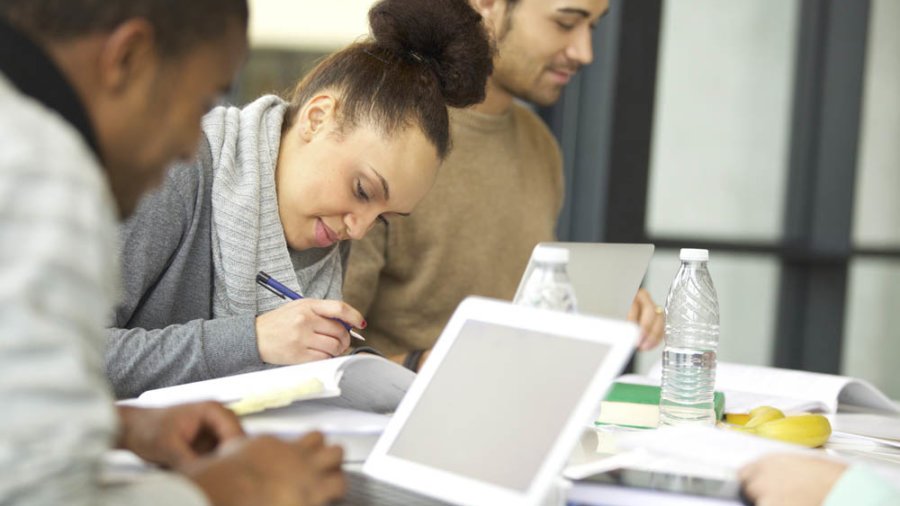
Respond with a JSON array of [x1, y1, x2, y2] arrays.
[[679, 248, 709, 262], [533, 245, 569, 264]]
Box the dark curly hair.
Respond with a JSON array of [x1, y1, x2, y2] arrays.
[[0, 0, 248, 56], [286, 0, 494, 160]]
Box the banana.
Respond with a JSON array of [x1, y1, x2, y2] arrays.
[[744, 406, 785, 428], [739, 413, 832, 448], [725, 413, 751, 426]]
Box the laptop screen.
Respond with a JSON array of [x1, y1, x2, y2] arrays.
[[385, 319, 611, 491], [513, 243, 654, 319]]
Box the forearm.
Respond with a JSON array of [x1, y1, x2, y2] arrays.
[[115, 405, 137, 450], [106, 314, 264, 399], [825, 465, 900, 506]]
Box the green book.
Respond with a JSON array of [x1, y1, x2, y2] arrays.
[[595, 382, 725, 429]]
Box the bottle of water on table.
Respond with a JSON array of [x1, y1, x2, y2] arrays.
[[659, 248, 719, 426], [515, 245, 578, 313]]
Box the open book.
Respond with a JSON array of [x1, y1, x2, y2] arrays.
[[129, 354, 415, 415], [629, 361, 899, 415]]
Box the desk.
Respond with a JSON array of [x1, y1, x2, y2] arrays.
[[101, 414, 900, 505]]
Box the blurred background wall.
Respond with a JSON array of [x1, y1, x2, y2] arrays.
[[241, 0, 900, 397]]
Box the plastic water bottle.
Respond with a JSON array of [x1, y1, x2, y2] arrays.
[[659, 248, 720, 426], [515, 246, 578, 313]]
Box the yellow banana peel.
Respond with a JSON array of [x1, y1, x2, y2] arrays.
[[724, 405, 785, 427], [736, 413, 832, 448], [724, 413, 751, 426], [744, 406, 785, 428]]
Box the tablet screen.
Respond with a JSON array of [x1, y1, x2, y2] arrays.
[[385, 319, 611, 491]]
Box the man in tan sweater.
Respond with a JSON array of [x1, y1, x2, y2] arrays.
[[344, 0, 664, 369]]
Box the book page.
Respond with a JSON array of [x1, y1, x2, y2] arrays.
[[617, 425, 814, 472], [131, 356, 356, 407], [647, 361, 898, 414], [241, 400, 391, 436], [317, 355, 416, 413], [831, 413, 900, 443]]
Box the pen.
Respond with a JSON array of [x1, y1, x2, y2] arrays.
[[256, 271, 366, 341]]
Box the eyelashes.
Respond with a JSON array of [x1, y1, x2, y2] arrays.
[[356, 179, 390, 226], [356, 180, 370, 202]]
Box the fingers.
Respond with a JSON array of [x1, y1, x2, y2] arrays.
[[638, 304, 665, 351], [627, 289, 652, 327], [308, 446, 346, 505], [648, 309, 665, 343], [162, 403, 245, 468], [311, 444, 344, 472], [737, 461, 761, 503], [310, 319, 352, 353], [295, 431, 326, 450], [309, 299, 365, 330], [294, 432, 343, 471], [737, 459, 759, 482], [196, 401, 245, 443], [162, 429, 202, 468], [627, 296, 640, 323], [256, 301, 355, 364], [313, 469, 347, 506], [306, 332, 350, 359], [631, 289, 665, 351], [294, 432, 345, 506], [190, 402, 244, 457]]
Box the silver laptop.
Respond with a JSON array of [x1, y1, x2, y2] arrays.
[[513, 242, 655, 319], [341, 296, 639, 506]]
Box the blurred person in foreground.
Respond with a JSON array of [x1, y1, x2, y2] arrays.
[[0, 1, 343, 504], [740, 454, 900, 506]]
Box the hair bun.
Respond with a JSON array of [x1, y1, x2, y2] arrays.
[[369, 0, 493, 108]]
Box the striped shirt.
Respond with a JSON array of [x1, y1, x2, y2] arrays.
[[0, 23, 206, 506]]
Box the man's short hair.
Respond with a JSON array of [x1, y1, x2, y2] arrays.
[[0, 0, 248, 56]]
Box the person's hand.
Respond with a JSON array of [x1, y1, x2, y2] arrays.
[[627, 288, 665, 351], [416, 349, 431, 371], [116, 402, 244, 469], [185, 432, 345, 506], [739, 454, 848, 506], [255, 299, 365, 364], [387, 349, 432, 372]]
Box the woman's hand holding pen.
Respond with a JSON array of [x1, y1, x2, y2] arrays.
[[255, 299, 366, 364]]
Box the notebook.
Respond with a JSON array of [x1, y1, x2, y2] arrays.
[[513, 242, 655, 319], [343, 296, 639, 506]]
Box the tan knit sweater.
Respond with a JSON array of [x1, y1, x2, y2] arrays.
[[343, 104, 563, 356]]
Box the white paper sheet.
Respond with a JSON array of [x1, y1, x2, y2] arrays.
[[615, 425, 815, 471]]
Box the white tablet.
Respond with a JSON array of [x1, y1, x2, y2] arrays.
[[363, 296, 639, 506]]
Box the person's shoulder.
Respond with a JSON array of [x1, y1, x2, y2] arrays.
[[509, 101, 540, 119], [169, 135, 212, 190], [510, 103, 554, 137], [134, 135, 211, 220], [0, 76, 103, 187], [509, 102, 560, 156], [0, 76, 118, 249]]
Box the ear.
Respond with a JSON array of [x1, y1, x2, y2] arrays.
[[469, 0, 509, 36], [296, 94, 338, 142], [96, 19, 158, 94]]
